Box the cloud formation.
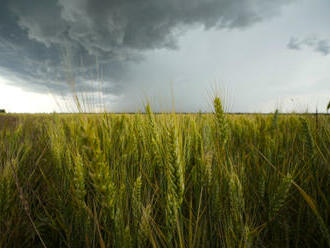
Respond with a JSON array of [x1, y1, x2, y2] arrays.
[[0, 0, 294, 95], [287, 36, 330, 55]]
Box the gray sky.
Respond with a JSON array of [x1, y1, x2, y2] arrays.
[[0, 0, 329, 113]]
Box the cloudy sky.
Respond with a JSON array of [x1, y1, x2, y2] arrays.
[[0, 0, 329, 113]]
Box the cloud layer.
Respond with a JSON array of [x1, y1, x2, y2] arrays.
[[288, 36, 330, 55], [0, 0, 293, 95]]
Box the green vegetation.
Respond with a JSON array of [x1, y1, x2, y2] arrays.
[[0, 99, 329, 247]]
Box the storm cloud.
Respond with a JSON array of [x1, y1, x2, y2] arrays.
[[287, 36, 330, 56], [1, 0, 294, 95]]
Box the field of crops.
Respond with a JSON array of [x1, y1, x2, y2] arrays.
[[0, 99, 329, 247]]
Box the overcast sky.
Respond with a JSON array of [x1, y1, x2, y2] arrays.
[[0, 0, 329, 113]]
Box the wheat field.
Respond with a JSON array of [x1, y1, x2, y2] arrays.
[[0, 98, 329, 247]]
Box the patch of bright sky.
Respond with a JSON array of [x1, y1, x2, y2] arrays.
[[0, 75, 58, 113]]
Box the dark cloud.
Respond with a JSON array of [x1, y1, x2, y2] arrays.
[[287, 36, 330, 55], [316, 39, 330, 55], [287, 37, 301, 50], [1, 0, 294, 95]]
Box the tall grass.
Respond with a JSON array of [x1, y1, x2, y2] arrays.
[[0, 105, 329, 247]]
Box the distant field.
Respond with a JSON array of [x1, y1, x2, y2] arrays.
[[0, 101, 329, 247]]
